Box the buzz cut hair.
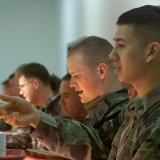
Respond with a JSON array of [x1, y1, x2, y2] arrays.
[[117, 5, 160, 44], [67, 36, 113, 68], [16, 62, 51, 86]]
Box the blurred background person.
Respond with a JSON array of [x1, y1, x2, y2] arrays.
[[15, 62, 63, 150], [46, 73, 62, 115], [50, 73, 61, 93], [59, 74, 87, 121], [1, 74, 13, 96], [1, 70, 32, 150], [1, 72, 21, 131], [1, 72, 20, 96], [17, 62, 62, 116], [0, 73, 15, 131]]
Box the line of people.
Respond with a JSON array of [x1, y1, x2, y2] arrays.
[[0, 5, 160, 160]]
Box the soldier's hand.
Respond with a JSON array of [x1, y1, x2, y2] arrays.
[[0, 95, 40, 128]]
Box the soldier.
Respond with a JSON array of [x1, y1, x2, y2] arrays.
[[108, 5, 160, 160], [2, 72, 20, 97], [58, 74, 87, 121], [0, 36, 129, 159], [67, 36, 128, 157], [17, 62, 62, 116]]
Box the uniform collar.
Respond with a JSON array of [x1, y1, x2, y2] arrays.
[[141, 86, 160, 113], [129, 86, 160, 118], [85, 88, 128, 111]]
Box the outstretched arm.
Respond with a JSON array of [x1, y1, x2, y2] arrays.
[[0, 95, 106, 159], [0, 95, 40, 128]]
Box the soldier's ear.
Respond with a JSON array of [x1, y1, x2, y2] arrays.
[[32, 79, 39, 90], [97, 63, 108, 79], [146, 42, 160, 63]]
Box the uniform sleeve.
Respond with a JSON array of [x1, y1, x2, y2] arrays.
[[31, 111, 106, 160], [108, 125, 123, 160], [132, 126, 160, 160]]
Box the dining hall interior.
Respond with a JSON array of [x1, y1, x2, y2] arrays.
[[0, 0, 160, 159]]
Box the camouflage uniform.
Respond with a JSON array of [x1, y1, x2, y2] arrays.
[[32, 93, 63, 149], [30, 89, 128, 160], [84, 89, 128, 157], [108, 87, 160, 160], [37, 92, 62, 117]]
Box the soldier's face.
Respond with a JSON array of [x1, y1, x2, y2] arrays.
[[19, 76, 36, 103], [59, 80, 85, 118], [67, 53, 102, 103], [2, 85, 12, 96], [109, 24, 147, 84]]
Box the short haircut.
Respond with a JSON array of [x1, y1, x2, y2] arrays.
[[17, 62, 50, 85], [8, 73, 15, 80], [67, 36, 87, 51], [50, 73, 61, 92], [2, 73, 15, 86], [62, 73, 71, 81], [67, 36, 113, 68], [117, 5, 160, 44], [2, 79, 10, 87]]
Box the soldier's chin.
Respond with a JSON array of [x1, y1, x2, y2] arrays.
[[80, 98, 85, 104], [80, 97, 87, 104], [26, 98, 31, 103]]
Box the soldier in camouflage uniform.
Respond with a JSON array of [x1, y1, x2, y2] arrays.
[[108, 5, 160, 160], [0, 36, 129, 159], [83, 89, 128, 157]]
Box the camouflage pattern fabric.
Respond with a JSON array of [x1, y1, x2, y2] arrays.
[[31, 113, 106, 160], [44, 92, 63, 117], [37, 92, 63, 117], [32, 93, 63, 150], [108, 87, 160, 160], [31, 89, 129, 160], [84, 89, 129, 157]]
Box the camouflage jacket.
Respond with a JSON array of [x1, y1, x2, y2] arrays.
[[31, 89, 128, 160], [31, 113, 106, 160], [84, 89, 129, 157], [38, 92, 63, 117], [108, 87, 160, 160]]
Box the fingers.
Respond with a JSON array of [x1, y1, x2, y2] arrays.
[[2, 112, 19, 122], [0, 101, 15, 114], [16, 114, 33, 127], [0, 109, 39, 128], [0, 95, 30, 113], [0, 95, 17, 112], [0, 111, 8, 119], [0, 95, 17, 104], [0, 112, 18, 126], [1, 112, 29, 127]]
